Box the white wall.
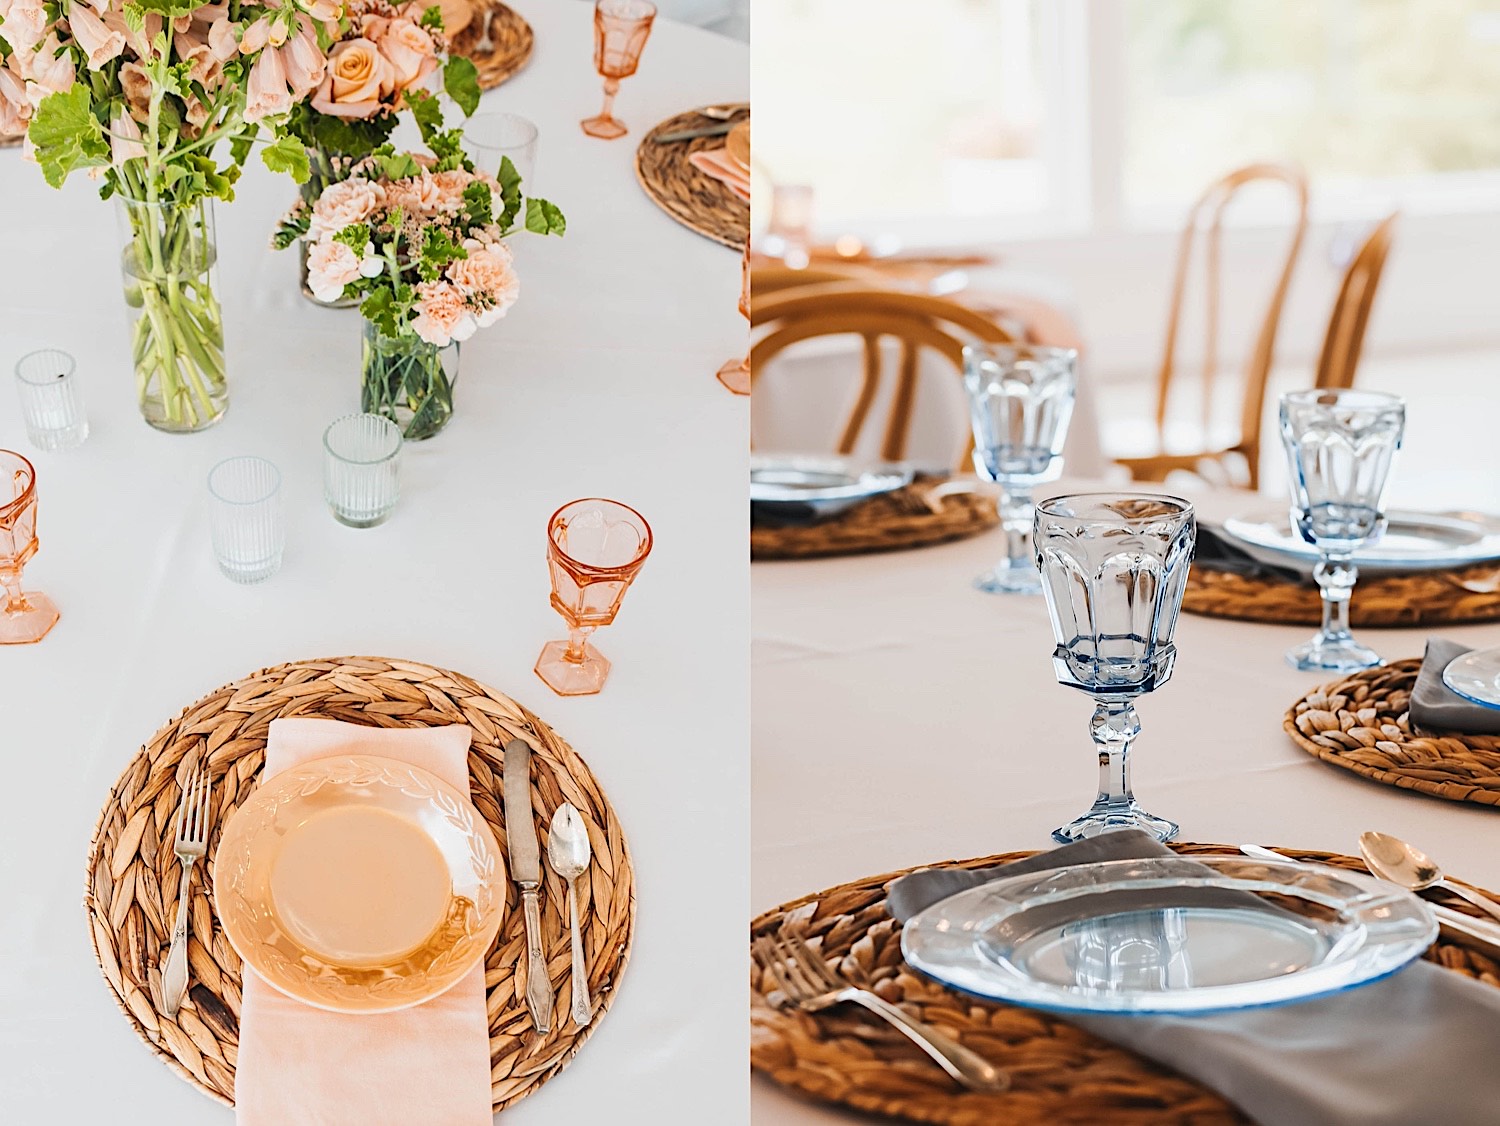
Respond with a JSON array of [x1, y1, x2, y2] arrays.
[[990, 208, 1500, 384]]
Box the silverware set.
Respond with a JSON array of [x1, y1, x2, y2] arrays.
[[156, 743, 596, 1036], [503, 738, 596, 1034]]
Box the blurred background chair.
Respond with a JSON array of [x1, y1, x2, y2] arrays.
[[1115, 162, 1309, 490], [1315, 213, 1399, 391]]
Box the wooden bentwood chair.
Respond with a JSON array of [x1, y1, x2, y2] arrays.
[[1119, 162, 1309, 490], [750, 285, 1017, 468], [1314, 212, 1398, 391]]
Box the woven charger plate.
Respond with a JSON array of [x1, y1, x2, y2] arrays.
[[83, 656, 635, 1112], [1184, 563, 1500, 627], [751, 842, 1500, 1125], [1285, 656, 1500, 808], [752, 483, 999, 561], [451, 0, 534, 90], [635, 107, 750, 250]]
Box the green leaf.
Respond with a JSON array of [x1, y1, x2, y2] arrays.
[[121, 4, 146, 34], [333, 222, 372, 251], [261, 135, 310, 184], [419, 4, 444, 30], [360, 287, 403, 340], [306, 104, 398, 157], [406, 87, 444, 145], [374, 150, 422, 181], [28, 85, 108, 189], [229, 133, 254, 167], [525, 198, 566, 237], [134, 0, 200, 17], [272, 204, 310, 250], [442, 56, 480, 118], [462, 179, 493, 226]]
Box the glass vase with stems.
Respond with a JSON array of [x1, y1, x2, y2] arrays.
[[360, 321, 460, 441], [116, 192, 227, 433]]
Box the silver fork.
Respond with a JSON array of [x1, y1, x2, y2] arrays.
[[162, 767, 211, 1017], [752, 927, 1007, 1091]]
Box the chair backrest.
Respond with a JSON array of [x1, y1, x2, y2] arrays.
[[751, 263, 873, 297], [751, 286, 1016, 465], [1315, 213, 1398, 391], [1154, 162, 1309, 487]]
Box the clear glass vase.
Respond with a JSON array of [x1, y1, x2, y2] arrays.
[[117, 196, 227, 433], [298, 146, 358, 309], [360, 321, 460, 441]]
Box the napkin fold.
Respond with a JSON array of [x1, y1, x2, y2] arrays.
[[1410, 637, 1500, 735], [689, 147, 751, 200], [235, 717, 492, 1126], [889, 829, 1500, 1126]]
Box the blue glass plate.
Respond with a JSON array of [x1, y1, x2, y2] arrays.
[[1222, 507, 1500, 573], [901, 855, 1435, 1014]]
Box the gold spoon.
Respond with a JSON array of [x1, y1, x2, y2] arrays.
[[1359, 831, 1500, 925]]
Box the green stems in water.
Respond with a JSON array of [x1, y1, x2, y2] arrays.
[[120, 198, 227, 432], [360, 325, 459, 441]]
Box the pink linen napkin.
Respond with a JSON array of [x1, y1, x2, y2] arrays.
[[689, 147, 751, 201], [234, 717, 492, 1126]]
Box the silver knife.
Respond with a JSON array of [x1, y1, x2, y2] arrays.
[[653, 122, 736, 143], [503, 739, 553, 1034]]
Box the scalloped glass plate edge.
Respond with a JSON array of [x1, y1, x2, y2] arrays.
[[1220, 507, 1500, 573], [899, 856, 1436, 1015], [1442, 647, 1500, 711], [215, 753, 508, 1015]]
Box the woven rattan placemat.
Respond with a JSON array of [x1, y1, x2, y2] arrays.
[[1184, 564, 1500, 627], [1285, 657, 1500, 808], [635, 107, 750, 250], [451, 0, 534, 90], [751, 842, 1500, 1125], [752, 483, 999, 561], [83, 656, 635, 1112]]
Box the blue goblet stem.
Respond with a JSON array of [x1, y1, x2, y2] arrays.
[[1089, 700, 1141, 818], [999, 485, 1034, 574], [1312, 551, 1358, 647]]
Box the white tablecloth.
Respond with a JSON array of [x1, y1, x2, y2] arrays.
[[0, 4, 748, 1121], [752, 480, 1500, 1123]]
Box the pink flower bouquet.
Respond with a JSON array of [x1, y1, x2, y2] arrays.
[[274, 127, 564, 438]]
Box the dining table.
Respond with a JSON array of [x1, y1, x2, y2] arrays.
[[0, 2, 748, 1121], [751, 478, 1500, 1123]]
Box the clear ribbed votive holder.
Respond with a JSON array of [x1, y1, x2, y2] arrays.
[[207, 457, 283, 583], [323, 413, 402, 528], [14, 349, 88, 451]]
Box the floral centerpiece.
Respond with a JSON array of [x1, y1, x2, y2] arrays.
[[271, 0, 479, 305], [274, 110, 564, 439], [1, 0, 329, 431]]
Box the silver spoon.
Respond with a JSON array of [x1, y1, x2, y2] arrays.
[[1358, 831, 1500, 925], [546, 803, 593, 1027]]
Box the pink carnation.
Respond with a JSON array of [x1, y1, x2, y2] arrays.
[[446, 243, 520, 327], [310, 177, 386, 238], [306, 240, 362, 303]]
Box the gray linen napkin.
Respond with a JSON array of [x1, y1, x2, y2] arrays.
[[1194, 524, 1309, 585], [888, 830, 1500, 1126], [1408, 637, 1500, 735]]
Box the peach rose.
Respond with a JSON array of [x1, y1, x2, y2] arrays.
[[309, 176, 386, 238], [306, 240, 362, 303], [412, 281, 477, 347], [244, 45, 291, 122], [311, 38, 392, 119], [69, 3, 127, 70], [377, 18, 437, 90]]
